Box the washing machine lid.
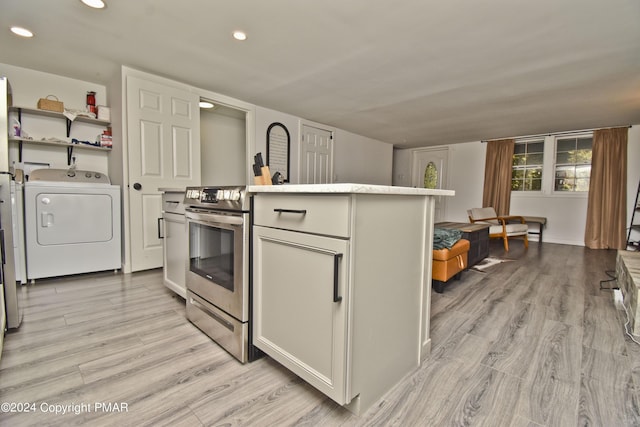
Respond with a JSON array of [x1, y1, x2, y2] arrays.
[[29, 169, 111, 184]]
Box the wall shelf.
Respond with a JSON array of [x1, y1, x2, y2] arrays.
[[9, 137, 111, 165], [9, 106, 110, 135], [8, 106, 111, 165]]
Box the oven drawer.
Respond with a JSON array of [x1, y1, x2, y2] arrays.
[[253, 194, 350, 238], [186, 290, 248, 363]]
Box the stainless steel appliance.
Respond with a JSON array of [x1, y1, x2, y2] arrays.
[[184, 185, 258, 363], [0, 77, 21, 329]]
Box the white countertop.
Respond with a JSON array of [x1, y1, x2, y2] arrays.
[[247, 183, 455, 196]]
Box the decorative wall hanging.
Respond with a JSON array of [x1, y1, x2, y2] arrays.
[[266, 122, 290, 182]]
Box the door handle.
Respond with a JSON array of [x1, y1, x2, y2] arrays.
[[133, 183, 142, 190], [333, 253, 343, 302]]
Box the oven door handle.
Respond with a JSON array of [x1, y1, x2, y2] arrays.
[[185, 210, 244, 226]]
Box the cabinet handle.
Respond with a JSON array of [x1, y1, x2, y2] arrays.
[[157, 218, 164, 239], [333, 253, 343, 302], [0, 229, 5, 265], [273, 208, 307, 215]]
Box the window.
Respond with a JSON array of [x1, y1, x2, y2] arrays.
[[554, 136, 592, 192], [512, 140, 544, 191]]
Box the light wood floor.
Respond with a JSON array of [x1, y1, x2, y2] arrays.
[[1, 241, 639, 426]]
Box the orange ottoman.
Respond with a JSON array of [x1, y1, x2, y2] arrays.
[[432, 239, 470, 293]]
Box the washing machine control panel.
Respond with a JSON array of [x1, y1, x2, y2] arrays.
[[28, 169, 111, 184]]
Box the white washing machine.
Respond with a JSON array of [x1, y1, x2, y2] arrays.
[[25, 169, 121, 281]]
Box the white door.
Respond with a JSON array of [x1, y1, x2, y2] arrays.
[[300, 124, 333, 184], [412, 148, 449, 222], [127, 76, 201, 271]]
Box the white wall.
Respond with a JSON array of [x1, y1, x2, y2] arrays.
[[200, 109, 246, 185], [444, 142, 486, 222], [334, 129, 393, 185], [394, 126, 640, 246], [3, 63, 393, 186], [1, 63, 107, 110], [255, 106, 300, 183], [392, 149, 412, 187], [1, 62, 110, 175], [255, 106, 393, 185]]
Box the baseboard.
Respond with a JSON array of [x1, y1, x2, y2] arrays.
[[537, 237, 585, 246]]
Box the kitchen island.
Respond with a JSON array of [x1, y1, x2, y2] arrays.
[[249, 183, 453, 415]]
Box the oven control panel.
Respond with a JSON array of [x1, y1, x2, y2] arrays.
[[184, 186, 247, 210], [185, 188, 241, 203]]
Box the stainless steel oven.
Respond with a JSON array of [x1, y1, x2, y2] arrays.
[[184, 186, 256, 363]]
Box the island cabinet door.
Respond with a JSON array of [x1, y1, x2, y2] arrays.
[[253, 225, 351, 405]]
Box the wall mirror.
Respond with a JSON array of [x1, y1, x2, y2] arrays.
[[266, 122, 290, 182]]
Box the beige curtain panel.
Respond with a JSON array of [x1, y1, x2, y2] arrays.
[[483, 139, 515, 216], [584, 127, 628, 249]]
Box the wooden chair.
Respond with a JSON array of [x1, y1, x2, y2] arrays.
[[467, 207, 529, 251]]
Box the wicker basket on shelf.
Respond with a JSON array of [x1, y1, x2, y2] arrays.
[[37, 95, 64, 112]]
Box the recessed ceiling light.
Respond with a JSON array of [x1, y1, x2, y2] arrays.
[[10, 26, 34, 38], [232, 31, 247, 41], [81, 0, 106, 9], [199, 101, 215, 109]]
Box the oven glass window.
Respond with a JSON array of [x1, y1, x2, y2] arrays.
[[189, 222, 234, 291]]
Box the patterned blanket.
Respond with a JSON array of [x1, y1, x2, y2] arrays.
[[433, 227, 463, 250]]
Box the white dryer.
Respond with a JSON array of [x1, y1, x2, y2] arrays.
[[24, 169, 121, 281]]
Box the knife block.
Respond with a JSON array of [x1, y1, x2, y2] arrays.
[[254, 166, 272, 185]]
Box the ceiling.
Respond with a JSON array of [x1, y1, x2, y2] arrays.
[[1, 0, 639, 149]]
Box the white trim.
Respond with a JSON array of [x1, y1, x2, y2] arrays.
[[512, 138, 544, 193], [410, 146, 451, 221], [551, 132, 593, 195], [410, 146, 452, 189], [511, 191, 544, 198]]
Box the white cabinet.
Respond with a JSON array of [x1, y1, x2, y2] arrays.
[[252, 189, 436, 415], [162, 191, 187, 298], [253, 225, 350, 403]]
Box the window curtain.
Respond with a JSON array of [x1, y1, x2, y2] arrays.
[[584, 127, 628, 249], [483, 139, 515, 216]]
